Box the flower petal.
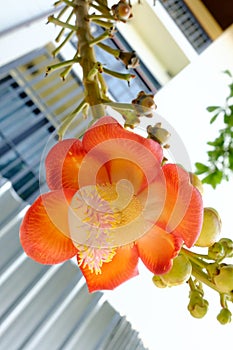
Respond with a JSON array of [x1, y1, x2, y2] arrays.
[[137, 226, 182, 274], [20, 190, 78, 264], [83, 116, 163, 164], [82, 117, 163, 192], [82, 116, 125, 151], [106, 158, 146, 194], [157, 164, 203, 247], [45, 139, 86, 191], [79, 245, 139, 292]]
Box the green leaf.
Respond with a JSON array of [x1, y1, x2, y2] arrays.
[[229, 149, 233, 171], [210, 113, 219, 124], [202, 169, 223, 189], [206, 106, 221, 112], [207, 150, 220, 161], [228, 83, 233, 98], [223, 69, 232, 77], [224, 113, 233, 126], [195, 162, 209, 175], [207, 134, 224, 147]]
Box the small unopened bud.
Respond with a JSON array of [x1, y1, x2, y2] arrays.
[[189, 172, 204, 195], [217, 308, 232, 325], [118, 51, 140, 69], [195, 207, 222, 248], [112, 1, 133, 21], [132, 91, 156, 117], [188, 290, 209, 319], [208, 242, 225, 260], [147, 123, 171, 145], [219, 238, 233, 258], [160, 255, 192, 287], [213, 265, 233, 293], [152, 275, 167, 288]]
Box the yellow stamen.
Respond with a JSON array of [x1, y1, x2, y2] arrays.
[[69, 182, 143, 274]]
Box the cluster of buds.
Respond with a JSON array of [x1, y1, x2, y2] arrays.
[[208, 238, 233, 261], [111, 0, 133, 22], [152, 191, 233, 323]]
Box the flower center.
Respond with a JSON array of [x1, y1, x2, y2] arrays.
[[68, 181, 143, 274]]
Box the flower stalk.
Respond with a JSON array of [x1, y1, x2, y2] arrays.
[[46, 57, 80, 75], [47, 15, 78, 31], [52, 30, 76, 57]]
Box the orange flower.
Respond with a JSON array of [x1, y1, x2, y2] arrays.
[[20, 117, 203, 292]]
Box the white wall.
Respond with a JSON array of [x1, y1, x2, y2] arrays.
[[0, 0, 54, 33], [0, 0, 56, 66]]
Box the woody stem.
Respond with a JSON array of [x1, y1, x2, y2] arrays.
[[73, 0, 107, 118]]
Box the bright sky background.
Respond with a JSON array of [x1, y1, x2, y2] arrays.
[[1, 2, 233, 349]]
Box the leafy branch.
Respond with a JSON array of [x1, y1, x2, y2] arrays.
[[195, 70, 233, 188]]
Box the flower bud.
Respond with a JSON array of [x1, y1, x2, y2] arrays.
[[206, 262, 219, 277], [208, 242, 225, 260], [152, 275, 167, 288], [217, 308, 232, 325], [147, 123, 171, 145], [195, 207, 222, 247], [112, 1, 133, 21], [132, 91, 156, 117], [219, 238, 233, 258], [189, 172, 204, 195], [159, 255, 192, 287], [188, 290, 209, 319], [213, 265, 233, 293], [188, 290, 209, 318], [118, 51, 140, 69]]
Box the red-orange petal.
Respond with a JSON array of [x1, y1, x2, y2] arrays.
[[136, 225, 182, 274], [157, 164, 203, 247], [20, 190, 78, 264], [105, 158, 146, 194], [45, 139, 86, 191], [79, 245, 139, 292], [83, 116, 163, 164], [82, 117, 163, 192]]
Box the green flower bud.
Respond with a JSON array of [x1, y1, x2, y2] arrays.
[[213, 265, 233, 293], [217, 308, 232, 325], [206, 262, 220, 278], [152, 275, 167, 288], [219, 238, 233, 258], [208, 242, 225, 260], [189, 172, 204, 195], [160, 255, 192, 287], [195, 207, 222, 248], [188, 291, 209, 319]]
